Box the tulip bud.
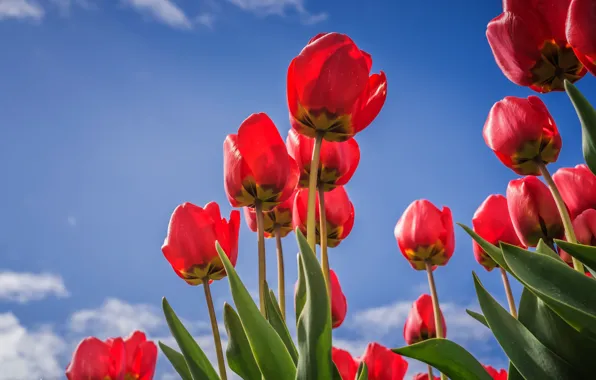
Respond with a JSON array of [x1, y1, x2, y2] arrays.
[[161, 202, 240, 285], [293, 186, 355, 247], [224, 113, 299, 210], [472, 195, 525, 271], [287, 33, 387, 142], [404, 294, 447, 345], [286, 129, 360, 191], [484, 365, 508, 380], [120, 331, 157, 380], [332, 347, 359, 380], [483, 96, 562, 176], [394, 200, 455, 270], [507, 176, 564, 247], [66, 337, 126, 380], [567, 0, 596, 76], [553, 164, 596, 220], [573, 209, 596, 246], [487, 0, 586, 92], [359, 342, 408, 380], [330, 269, 347, 329], [243, 191, 297, 238]]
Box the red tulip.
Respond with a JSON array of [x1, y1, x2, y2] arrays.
[[360, 342, 408, 380], [567, 0, 596, 76], [484, 365, 508, 380], [224, 113, 299, 210], [162, 202, 240, 285], [287, 32, 388, 142], [330, 269, 347, 329], [120, 331, 157, 380], [413, 374, 440, 380], [486, 0, 586, 92], [332, 347, 359, 380], [66, 337, 126, 380], [243, 191, 297, 238], [553, 164, 596, 220], [394, 200, 455, 270], [293, 186, 355, 247], [483, 96, 562, 176], [404, 294, 447, 345], [507, 176, 564, 247], [286, 128, 360, 191], [472, 195, 526, 271], [573, 209, 596, 246]]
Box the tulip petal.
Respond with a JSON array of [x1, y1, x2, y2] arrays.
[[352, 72, 387, 133]]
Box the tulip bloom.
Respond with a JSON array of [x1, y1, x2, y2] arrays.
[[286, 129, 360, 191], [404, 294, 447, 345], [413, 375, 440, 380], [224, 113, 299, 210], [507, 176, 564, 247], [66, 337, 126, 380], [483, 96, 562, 176], [487, 0, 586, 92], [287, 32, 388, 142], [330, 269, 347, 328], [332, 347, 359, 380], [394, 200, 455, 270], [484, 365, 508, 380], [360, 342, 408, 380], [293, 186, 355, 247], [472, 195, 525, 271], [567, 0, 596, 76], [559, 209, 596, 266], [119, 331, 157, 380], [243, 191, 297, 238], [162, 202, 240, 285], [553, 164, 596, 220]]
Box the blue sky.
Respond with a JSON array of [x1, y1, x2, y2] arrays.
[[1, 0, 595, 378]]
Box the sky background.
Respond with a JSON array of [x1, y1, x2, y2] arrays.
[[1, 0, 595, 379]]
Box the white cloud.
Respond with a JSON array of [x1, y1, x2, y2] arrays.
[[195, 12, 215, 28], [0, 0, 44, 20], [226, 0, 326, 24], [124, 0, 192, 29], [0, 271, 69, 303], [0, 313, 66, 379]]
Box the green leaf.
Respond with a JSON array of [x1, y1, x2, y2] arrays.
[[216, 242, 296, 380], [356, 362, 368, 380], [465, 309, 488, 328], [535, 239, 562, 261], [162, 297, 219, 380], [565, 80, 596, 175], [265, 286, 298, 364], [295, 254, 307, 323], [555, 240, 596, 271], [294, 229, 334, 380], [516, 288, 596, 376], [473, 273, 581, 379], [501, 243, 596, 335], [223, 303, 261, 380], [458, 223, 512, 273], [392, 339, 492, 380], [158, 341, 193, 380]]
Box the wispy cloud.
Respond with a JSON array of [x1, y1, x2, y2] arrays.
[[195, 12, 215, 28], [123, 0, 192, 29], [226, 0, 327, 25], [0, 271, 69, 303], [0, 0, 44, 20]]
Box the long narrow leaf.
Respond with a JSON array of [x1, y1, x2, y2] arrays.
[[265, 288, 298, 364], [223, 303, 261, 380], [465, 309, 488, 328], [565, 80, 596, 175], [158, 341, 193, 380]]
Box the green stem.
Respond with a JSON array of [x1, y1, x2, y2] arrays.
[[425, 261, 446, 380], [427, 364, 434, 380], [255, 201, 267, 316], [275, 225, 286, 321], [203, 278, 227, 380], [318, 186, 331, 293], [500, 268, 517, 318], [538, 163, 584, 272], [306, 133, 324, 253]]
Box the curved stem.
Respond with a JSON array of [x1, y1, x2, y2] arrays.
[[318, 186, 331, 292], [538, 163, 584, 272], [275, 225, 286, 320], [203, 279, 227, 380], [425, 261, 446, 380], [427, 364, 434, 380], [255, 201, 267, 316], [500, 268, 518, 318], [306, 133, 324, 252]]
